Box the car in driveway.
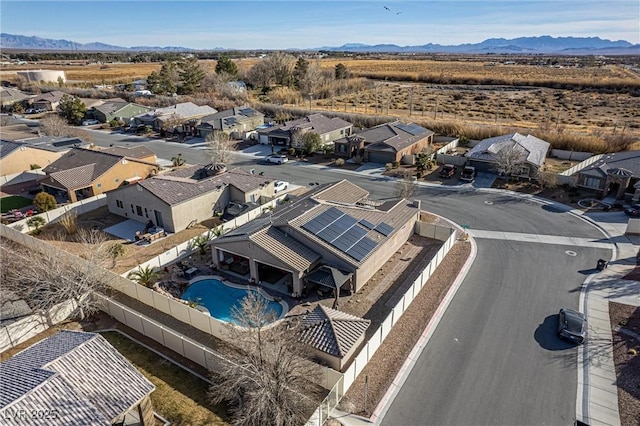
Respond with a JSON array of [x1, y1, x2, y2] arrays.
[[265, 154, 288, 165], [459, 166, 477, 183], [624, 203, 640, 217], [82, 119, 100, 126], [557, 308, 586, 344], [439, 164, 457, 179], [274, 180, 289, 193]]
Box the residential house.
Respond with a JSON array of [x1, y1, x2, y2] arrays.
[[299, 304, 370, 371], [210, 180, 420, 297], [0, 330, 155, 425], [334, 121, 434, 164], [31, 90, 67, 111], [257, 113, 353, 148], [132, 102, 217, 132], [574, 150, 640, 200], [91, 101, 153, 124], [0, 123, 37, 141], [0, 137, 81, 176], [466, 133, 550, 178], [0, 88, 32, 109], [196, 106, 265, 139], [106, 164, 275, 233], [40, 146, 158, 203]]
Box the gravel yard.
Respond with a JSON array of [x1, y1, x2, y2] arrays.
[[608, 302, 640, 426]]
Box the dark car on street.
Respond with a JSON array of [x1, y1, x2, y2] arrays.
[[624, 203, 640, 217], [557, 308, 587, 344], [439, 164, 457, 179]]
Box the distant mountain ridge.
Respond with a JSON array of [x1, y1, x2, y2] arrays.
[[1, 33, 638, 54]]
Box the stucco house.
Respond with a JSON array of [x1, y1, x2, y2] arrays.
[[31, 90, 67, 111], [0, 330, 156, 426], [574, 150, 640, 200], [0, 137, 80, 176], [91, 101, 153, 124], [132, 102, 217, 131], [210, 180, 420, 298], [334, 121, 434, 164], [466, 133, 550, 178], [40, 146, 158, 203], [299, 304, 370, 371], [106, 164, 275, 233], [0, 87, 32, 109], [196, 106, 265, 139], [257, 113, 353, 148]]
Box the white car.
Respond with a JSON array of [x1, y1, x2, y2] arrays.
[[274, 181, 289, 193], [82, 119, 100, 126], [266, 154, 288, 164]]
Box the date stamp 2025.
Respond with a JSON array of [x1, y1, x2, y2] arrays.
[[2, 408, 60, 421]]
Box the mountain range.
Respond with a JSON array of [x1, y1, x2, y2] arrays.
[[1, 33, 638, 55]]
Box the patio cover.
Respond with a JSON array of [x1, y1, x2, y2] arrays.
[[305, 266, 352, 290]]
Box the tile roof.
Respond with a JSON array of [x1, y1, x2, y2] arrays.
[[260, 113, 352, 137], [466, 133, 550, 167], [1, 136, 80, 155], [134, 102, 217, 121], [199, 106, 264, 130], [299, 305, 370, 357], [138, 165, 273, 206], [32, 91, 67, 103], [93, 101, 129, 115], [313, 180, 369, 204], [0, 140, 24, 157], [101, 145, 155, 159], [336, 120, 433, 153], [0, 330, 154, 425], [0, 88, 32, 104]]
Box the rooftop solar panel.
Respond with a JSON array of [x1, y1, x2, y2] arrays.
[[345, 236, 377, 261], [374, 222, 394, 237], [359, 219, 375, 229]]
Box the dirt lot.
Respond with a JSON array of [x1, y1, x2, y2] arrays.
[[608, 302, 640, 426]]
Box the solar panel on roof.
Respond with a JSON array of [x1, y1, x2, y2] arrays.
[[374, 222, 394, 237], [302, 207, 344, 235], [396, 122, 426, 136], [333, 215, 357, 231], [317, 225, 344, 243], [345, 236, 377, 261], [359, 219, 375, 229]]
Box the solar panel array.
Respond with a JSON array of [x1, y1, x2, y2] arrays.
[[302, 207, 384, 262], [396, 122, 426, 136], [374, 222, 394, 237]]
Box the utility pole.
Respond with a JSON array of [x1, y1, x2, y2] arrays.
[[409, 86, 414, 117]]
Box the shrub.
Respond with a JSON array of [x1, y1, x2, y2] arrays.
[[288, 147, 296, 156], [385, 163, 393, 171], [335, 158, 345, 167], [392, 161, 400, 168], [30, 164, 41, 170], [59, 210, 78, 235], [33, 192, 56, 212]]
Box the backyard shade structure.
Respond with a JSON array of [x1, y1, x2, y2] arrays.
[[299, 305, 370, 371], [0, 330, 155, 425], [305, 266, 353, 292]]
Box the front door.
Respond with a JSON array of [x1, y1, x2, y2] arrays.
[[154, 210, 164, 228]]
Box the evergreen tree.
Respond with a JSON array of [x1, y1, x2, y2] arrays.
[[335, 62, 349, 79], [215, 55, 238, 79], [293, 57, 309, 89], [57, 94, 86, 124], [178, 56, 205, 95], [146, 61, 178, 95]]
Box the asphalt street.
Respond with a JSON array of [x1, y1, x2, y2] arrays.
[[14, 122, 611, 425]]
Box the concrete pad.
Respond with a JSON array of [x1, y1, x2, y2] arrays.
[[104, 218, 147, 242], [589, 371, 617, 390], [589, 386, 620, 411], [589, 403, 621, 426]]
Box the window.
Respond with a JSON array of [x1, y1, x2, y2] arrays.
[[115, 178, 119, 183], [339, 144, 346, 153], [116, 200, 123, 208], [144, 208, 149, 218], [584, 177, 604, 189], [96, 183, 102, 188], [130, 204, 135, 214], [136, 205, 143, 216]]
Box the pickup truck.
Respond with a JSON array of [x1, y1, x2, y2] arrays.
[[459, 166, 477, 182], [438, 164, 457, 179]]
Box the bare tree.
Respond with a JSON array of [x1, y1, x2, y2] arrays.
[[39, 114, 70, 137], [206, 130, 236, 164], [493, 145, 525, 180], [1, 227, 115, 320], [298, 60, 324, 98], [264, 52, 296, 87], [537, 170, 559, 189], [394, 174, 417, 199], [210, 292, 322, 426], [246, 60, 275, 90]]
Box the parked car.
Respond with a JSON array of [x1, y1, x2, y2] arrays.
[[274, 181, 289, 193], [265, 154, 288, 165], [557, 308, 587, 344], [624, 203, 640, 217], [25, 108, 36, 114], [82, 119, 99, 126], [439, 164, 457, 178], [459, 166, 477, 182]]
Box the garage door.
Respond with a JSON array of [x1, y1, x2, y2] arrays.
[[469, 160, 495, 173], [368, 152, 393, 165]]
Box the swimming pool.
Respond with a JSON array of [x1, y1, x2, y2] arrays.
[[181, 277, 287, 324]]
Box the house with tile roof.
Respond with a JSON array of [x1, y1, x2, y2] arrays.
[[334, 120, 434, 164], [1, 137, 80, 176], [106, 164, 275, 233], [90, 101, 153, 124], [132, 102, 217, 131], [466, 133, 550, 178], [257, 113, 353, 149], [0, 87, 32, 109], [40, 146, 158, 203], [573, 150, 640, 200], [299, 304, 370, 371], [0, 330, 155, 426], [196, 105, 265, 139], [210, 180, 420, 297]]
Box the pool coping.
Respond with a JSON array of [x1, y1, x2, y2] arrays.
[[186, 275, 290, 321]]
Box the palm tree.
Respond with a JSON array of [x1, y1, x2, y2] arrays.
[[171, 153, 185, 167], [127, 265, 162, 287]]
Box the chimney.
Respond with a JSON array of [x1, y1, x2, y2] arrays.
[[413, 199, 421, 210]]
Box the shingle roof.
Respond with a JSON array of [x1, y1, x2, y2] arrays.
[[260, 113, 352, 137], [32, 91, 67, 103], [299, 305, 370, 357], [101, 145, 155, 159], [134, 102, 217, 121], [198, 106, 264, 130], [1, 137, 80, 156], [466, 133, 550, 167], [336, 120, 433, 153], [577, 151, 640, 179], [0, 139, 24, 157], [138, 165, 273, 206], [0, 330, 154, 425], [0, 88, 31, 104]]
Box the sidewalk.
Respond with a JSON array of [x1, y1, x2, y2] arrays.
[[576, 214, 640, 426]]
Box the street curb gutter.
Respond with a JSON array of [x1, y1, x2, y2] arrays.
[[369, 223, 478, 424]]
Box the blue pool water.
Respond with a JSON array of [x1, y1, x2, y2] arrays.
[[182, 279, 284, 324]]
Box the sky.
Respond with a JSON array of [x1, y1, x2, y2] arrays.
[[1, 1, 639, 50]]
